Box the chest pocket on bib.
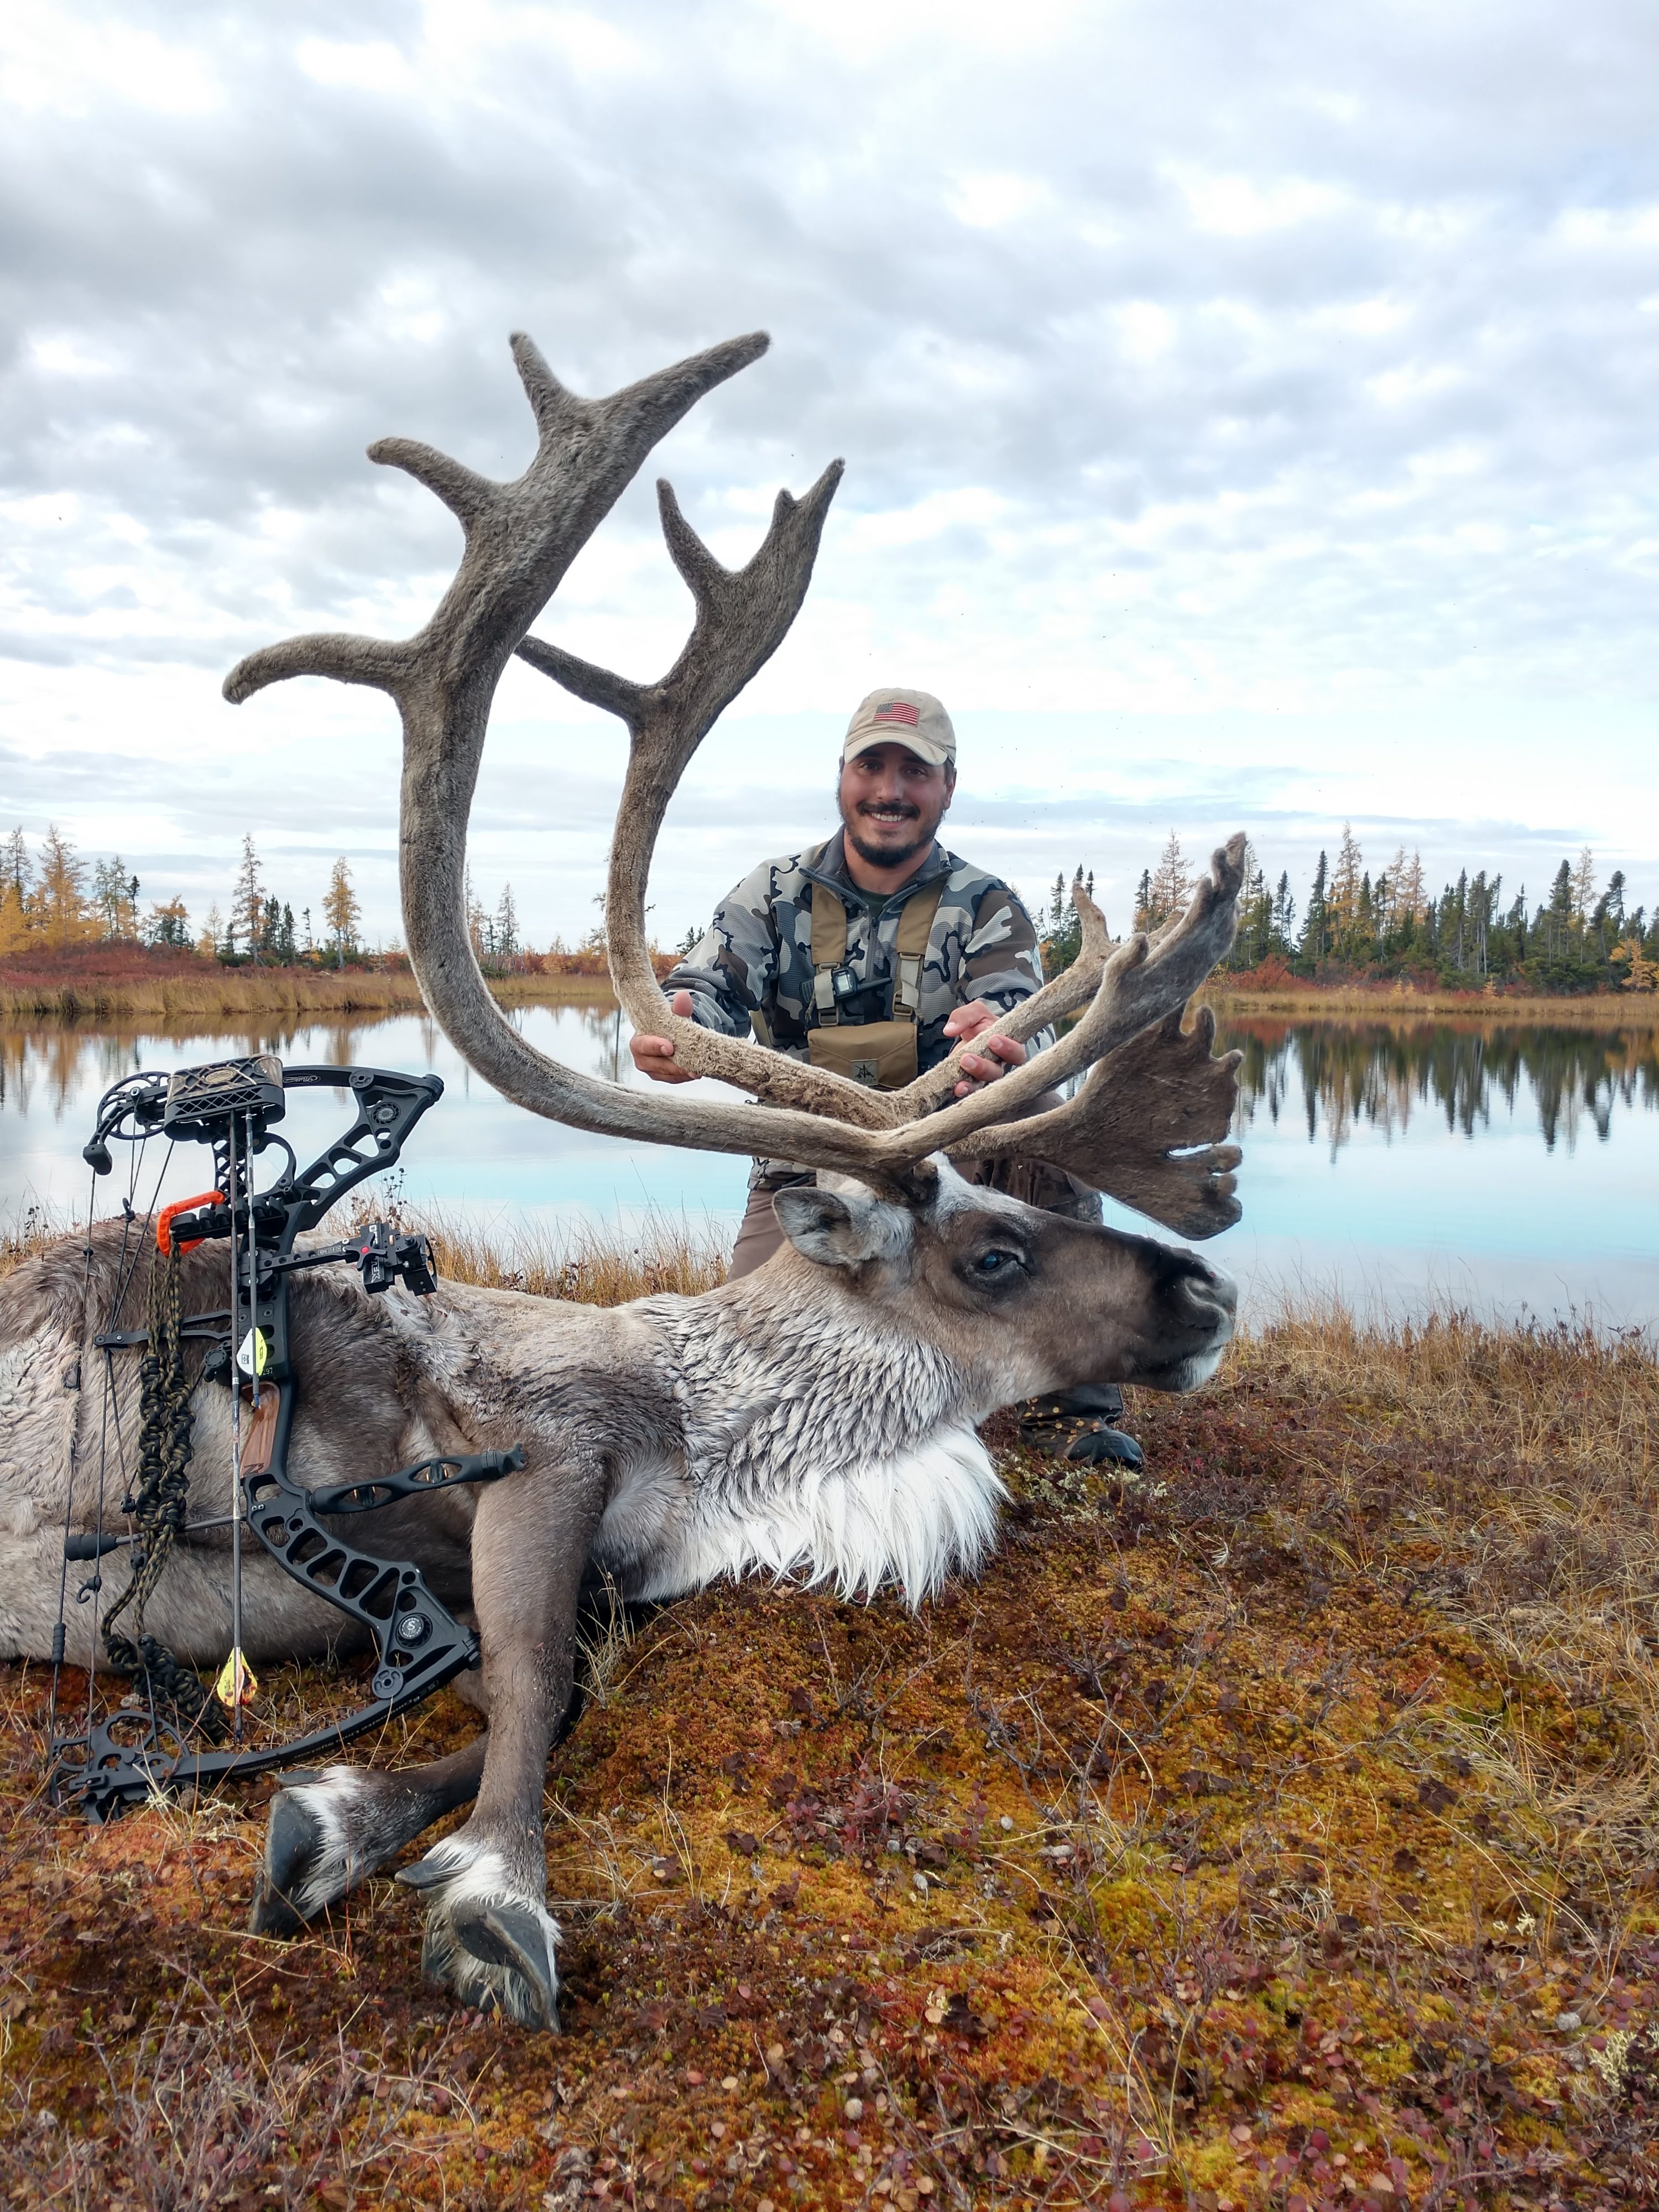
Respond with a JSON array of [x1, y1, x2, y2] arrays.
[[805, 879, 945, 1090]]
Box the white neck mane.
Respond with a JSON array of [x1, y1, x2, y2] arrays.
[[625, 1282, 1006, 1608]]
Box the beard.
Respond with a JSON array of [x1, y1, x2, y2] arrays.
[[841, 796, 937, 871]]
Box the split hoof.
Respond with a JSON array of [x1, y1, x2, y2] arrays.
[[452, 1899, 561, 2031], [248, 1768, 367, 1934], [249, 1788, 330, 1936], [403, 1845, 561, 2031]]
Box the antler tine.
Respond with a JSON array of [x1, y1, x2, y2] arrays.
[[223, 630, 412, 704], [510, 332, 581, 439], [881, 876, 1115, 1121], [952, 1004, 1245, 1238], [365, 438, 497, 530], [519, 457, 906, 1133], [868, 834, 1248, 1166]]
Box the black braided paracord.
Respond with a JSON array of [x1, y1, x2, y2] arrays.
[[101, 1240, 228, 1744]]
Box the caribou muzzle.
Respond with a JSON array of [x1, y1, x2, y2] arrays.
[[1112, 1229, 1238, 1394]]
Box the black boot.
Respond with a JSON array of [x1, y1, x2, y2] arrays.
[[1016, 1383, 1144, 1473]]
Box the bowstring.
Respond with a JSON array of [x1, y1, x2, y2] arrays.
[[227, 1109, 245, 1744]]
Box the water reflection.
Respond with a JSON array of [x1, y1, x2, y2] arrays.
[[1, 1014, 448, 1123], [3, 1007, 1656, 1324], [1223, 1018, 1659, 1159], [576, 1001, 628, 1087]]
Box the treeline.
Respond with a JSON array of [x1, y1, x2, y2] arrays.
[[1, 825, 651, 982], [0, 826, 370, 969], [1041, 831, 1659, 994]]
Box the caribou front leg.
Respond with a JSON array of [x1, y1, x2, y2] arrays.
[[397, 1463, 601, 2031], [250, 1734, 488, 1937]]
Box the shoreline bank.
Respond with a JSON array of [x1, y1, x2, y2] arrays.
[[1200, 982, 1659, 1027], [0, 966, 620, 1025]]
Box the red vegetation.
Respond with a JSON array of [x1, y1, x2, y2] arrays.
[[2, 1309, 1656, 2208]]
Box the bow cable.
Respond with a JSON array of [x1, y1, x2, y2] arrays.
[[226, 1109, 249, 1738]]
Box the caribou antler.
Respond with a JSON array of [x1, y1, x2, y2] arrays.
[[951, 1005, 1244, 1237], [225, 329, 1246, 1227], [516, 472, 897, 1133]]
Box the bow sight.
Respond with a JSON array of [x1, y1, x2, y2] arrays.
[[53, 1053, 522, 1823]]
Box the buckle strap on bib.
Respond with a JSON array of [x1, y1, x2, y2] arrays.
[[809, 876, 945, 1027]]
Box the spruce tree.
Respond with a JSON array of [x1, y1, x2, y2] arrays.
[[232, 835, 264, 965]]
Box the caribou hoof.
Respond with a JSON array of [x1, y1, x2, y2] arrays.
[[400, 1842, 561, 2031], [249, 1767, 370, 1935]]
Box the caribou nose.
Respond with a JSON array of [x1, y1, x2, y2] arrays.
[[1173, 1251, 1238, 1323]]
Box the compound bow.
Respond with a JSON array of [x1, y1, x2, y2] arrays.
[[51, 1052, 520, 1823]]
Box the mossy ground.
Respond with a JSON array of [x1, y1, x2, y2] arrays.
[[2, 1307, 1656, 2211]]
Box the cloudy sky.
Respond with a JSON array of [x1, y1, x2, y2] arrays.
[[2, 0, 1655, 948]]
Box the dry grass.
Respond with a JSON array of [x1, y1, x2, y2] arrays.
[[408, 1204, 729, 1306], [0, 960, 425, 1023], [1214, 1300, 1659, 1898], [3, 1224, 1658, 2207], [0, 1204, 70, 1280]]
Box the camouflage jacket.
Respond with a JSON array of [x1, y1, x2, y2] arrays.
[[663, 831, 1051, 1074]]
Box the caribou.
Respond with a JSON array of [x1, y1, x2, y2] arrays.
[[0, 330, 1246, 2030]]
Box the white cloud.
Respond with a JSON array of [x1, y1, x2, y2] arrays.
[[950, 173, 1050, 229], [1166, 166, 1348, 236], [0, 11, 225, 117], [1115, 301, 1175, 361], [0, 0, 1653, 947], [295, 38, 423, 96]]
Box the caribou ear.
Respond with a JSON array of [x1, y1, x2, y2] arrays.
[[773, 1184, 913, 1270]]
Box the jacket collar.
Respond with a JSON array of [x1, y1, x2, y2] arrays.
[[800, 829, 953, 911]]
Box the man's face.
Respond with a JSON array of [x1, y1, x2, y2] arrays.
[[838, 743, 955, 870]]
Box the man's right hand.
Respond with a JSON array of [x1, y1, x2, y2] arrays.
[[629, 989, 702, 1084]]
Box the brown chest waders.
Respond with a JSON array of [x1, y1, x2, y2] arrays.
[[804, 877, 947, 1089]]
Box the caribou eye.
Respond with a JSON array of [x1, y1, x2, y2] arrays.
[[974, 1248, 1020, 1276]]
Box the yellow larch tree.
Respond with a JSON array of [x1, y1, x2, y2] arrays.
[[323, 857, 362, 969]]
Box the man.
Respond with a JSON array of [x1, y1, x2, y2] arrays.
[[630, 685, 1142, 1470]]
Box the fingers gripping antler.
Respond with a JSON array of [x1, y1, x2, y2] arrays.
[[880, 877, 1116, 1121]]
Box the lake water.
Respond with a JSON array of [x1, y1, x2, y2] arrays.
[[3, 1006, 1656, 1329]]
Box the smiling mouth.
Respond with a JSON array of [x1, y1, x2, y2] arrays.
[[857, 804, 920, 825]]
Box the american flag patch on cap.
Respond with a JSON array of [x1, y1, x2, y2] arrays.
[[843, 685, 955, 764]]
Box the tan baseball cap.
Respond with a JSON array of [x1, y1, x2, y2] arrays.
[[842, 686, 956, 769]]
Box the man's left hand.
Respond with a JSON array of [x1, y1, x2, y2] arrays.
[[943, 999, 1027, 1097]]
